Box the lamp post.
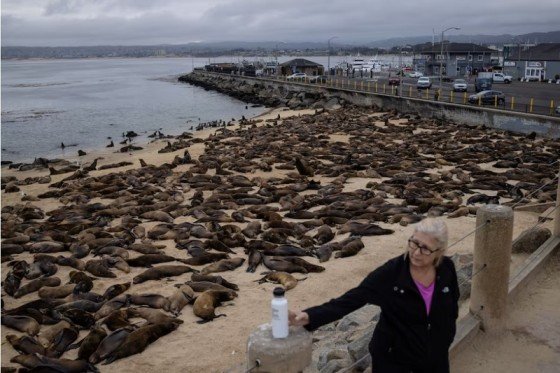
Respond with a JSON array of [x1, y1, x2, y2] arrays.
[[328, 36, 338, 76], [439, 27, 460, 89]]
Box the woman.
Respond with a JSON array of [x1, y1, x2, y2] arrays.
[[289, 218, 459, 373]]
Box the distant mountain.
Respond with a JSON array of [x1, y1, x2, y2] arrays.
[[367, 30, 560, 48], [2, 31, 559, 59]]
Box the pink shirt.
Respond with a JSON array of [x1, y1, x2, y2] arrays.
[[413, 279, 435, 315]]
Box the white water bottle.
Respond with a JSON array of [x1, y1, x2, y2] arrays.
[[271, 287, 289, 338]]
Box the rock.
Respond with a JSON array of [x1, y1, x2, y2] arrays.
[[319, 358, 352, 373], [512, 227, 551, 253], [317, 348, 351, 371], [325, 98, 342, 110], [337, 304, 380, 332], [347, 323, 376, 361]]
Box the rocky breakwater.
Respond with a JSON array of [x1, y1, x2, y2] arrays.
[[178, 72, 346, 110]]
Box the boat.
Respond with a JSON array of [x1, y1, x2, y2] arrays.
[[362, 58, 382, 73], [350, 57, 365, 71]]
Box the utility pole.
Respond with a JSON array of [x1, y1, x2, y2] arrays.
[[439, 27, 460, 90], [328, 36, 338, 76]]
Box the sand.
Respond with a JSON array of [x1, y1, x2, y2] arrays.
[[1, 107, 556, 372]]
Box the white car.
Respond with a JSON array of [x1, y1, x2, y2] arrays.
[[408, 71, 423, 78], [452, 79, 468, 92], [286, 73, 307, 81]]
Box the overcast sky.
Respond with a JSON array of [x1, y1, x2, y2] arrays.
[[2, 0, 560, 46]]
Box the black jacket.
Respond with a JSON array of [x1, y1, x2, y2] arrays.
[[304, 255, 459, 373]]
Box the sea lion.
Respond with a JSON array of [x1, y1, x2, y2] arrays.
[[179, 252, 230, 265], [279, 256, 325, 272], [241, 221, 262, 238], [14, 277, 61, 298], [95, 246, 129, 259], [190, 273, 239, 291], [314, 224, 335, 244], [56, 308, 95, 329], [129, 294, 171, 311], [127, 307, 182, 325], [103, 322, 179, 364], [200, 258, 245, 275], [102, 309, 131, 331], [192, 290, 236, 323], [16, 354, 98, 372], [95, 294, 131, 320], [39, 284, 76, 299], [46, 327, 79, 358], [89, 327, 132, 364], [263, 244, 310, 257], [335, 238, 365, 258], [28, 241, 66, 254], [3, 270, 23, 296], [168, 284, 195, 315], [262, 256, 308, 274], [85, 259, 116, 278], [132, 265, 195, 284], [314, 242, 341, 262], [37, 320, 72, 347], [71, 327, 107, 361], [246, 249, 263, 273], [256, 271, 306, 290], [6, 334, 46, 355], [55, 300, 103, 313], [184, 281, 237, 295], [126, 254, 177, 267], [1, 315, 41, 335], [56, 255, 86, 270], [338, 222, 394, 236], [102, 282, 131, 300]]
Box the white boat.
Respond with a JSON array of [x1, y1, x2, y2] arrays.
[[351, 57, 365, 71], [362, 58, 382, 73]]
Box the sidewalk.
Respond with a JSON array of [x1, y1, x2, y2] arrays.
[[451, 251, 560, 373]]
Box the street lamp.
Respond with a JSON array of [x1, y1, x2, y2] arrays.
[[328, 36, 338, 76], [439, 27, 460, 89]]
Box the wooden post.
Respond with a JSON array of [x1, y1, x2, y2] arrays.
[[478, 96, 482, 106], [375, 82, 378, 92], [511, 96, 515, 110], [550, 100, 555, 115], [247, 324, 312, 373], [383, 84, 386, 93], [494, 95, 498, 108], [530, 98, 534, 112], [409, 86, 412, 97], [470, 205, 514, 332], [450, 90, 454, 103], [426, 89, 429, 100], [463, 92, 467, 104]]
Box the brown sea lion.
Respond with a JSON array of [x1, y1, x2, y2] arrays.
[[335, 238, 365, 258], [94, 294, 131, 320], [27, 354, 97, 372], [55, 300, 103, 313], [262, 245, 310, 257], [168, 284, 195, 315], [126, 254, 177, 267], [184, 281, 237, 295], [56, 255, 86, 270], [314, 224, 334, 244], [338, 222, 394, 236], [179, 252, 230, 266], [262, 256, 308, 274], [46, 327, 79, 358], [89, 327, 132, 364], [246, 249, 263, 273], [1, 315, 41, 335], [56, 308, 95, 329], [14, 277, 61, 298], [190, 273, 239, 290], [85, 259, 116, 278], [200, 257, 245, 275], [102, 309, 131, 331], [128, 243, 165, 255], [241, 221, 262, 238], [314, 242, 342, 262], [256, 271, 306, 290], [6, 334, 46, 355], [127, 307, 181, 325], [28, 241, 66, 253], [129, 294, 171, 311], [192, 290, 236, 323], [71, 326, 108, 361], [95, 246, 129, 259], [103, 322, 179, 364], [140, 210, 174, 223], [132, 265, 195, 284], [102, 282, 131, 300], [37, 320, 72, 347], [279, 256, 325, 272], [39, 284, 76, 299]]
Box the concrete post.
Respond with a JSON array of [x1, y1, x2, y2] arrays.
[[247, 324, 312, 373], [554, 165, 560, 236], [469, 204, 514, 332]]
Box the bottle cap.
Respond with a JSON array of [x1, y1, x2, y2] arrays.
[[273, 287, 285, 297]]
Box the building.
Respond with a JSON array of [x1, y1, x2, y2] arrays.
[[503, 43, 560, 81], [278, 58, 324, 76], [412, 43, 495, 78]]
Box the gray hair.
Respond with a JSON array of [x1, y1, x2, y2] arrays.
[[404, 218, 449, 267]]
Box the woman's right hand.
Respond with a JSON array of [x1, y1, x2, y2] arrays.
[[289, 310, 309, 327]]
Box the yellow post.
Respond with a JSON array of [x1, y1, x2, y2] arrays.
[[426, 89, 429, 100], [368, 81, 371, 91], [550, 100, 555, 115], [354, 80, 357, 90], [383, 84, 386, 93], [511, 96, 515, 110], [530, 98, 534, 112], [494, 95, 498, 108], [478, 95, 482, 106], [409, 86, 412, 97], [450, 90, 454, 103], [375, 82, 378, 92], [463, 92, 467, 104], [361, 81, 364, 91]]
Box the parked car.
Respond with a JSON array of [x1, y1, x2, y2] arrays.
[[468, 90, 505, 105], [452, 79, 468, 92], [492, 73, 513, 84], [286, 73, 307, 81], [555, 105, 560, 115], [308, 75, 328, 83], [388, 76, 401, 86], [416, 77, 432, 89], [408, 71, 423, 78]]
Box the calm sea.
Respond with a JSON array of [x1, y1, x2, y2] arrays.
[[1, 57, 267, 163], [1, 55, 410, 163]]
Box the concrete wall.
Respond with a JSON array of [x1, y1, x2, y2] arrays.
[[189, 72, 560, 138]]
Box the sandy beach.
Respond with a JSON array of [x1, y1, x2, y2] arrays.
[[1, 106, 556, 372]]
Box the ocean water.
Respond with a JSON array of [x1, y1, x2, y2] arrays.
[[1, 57, 266, 163], [1, 55, 410, 163]]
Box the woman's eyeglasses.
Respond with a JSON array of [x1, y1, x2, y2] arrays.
[[408, 238, 439, 256]]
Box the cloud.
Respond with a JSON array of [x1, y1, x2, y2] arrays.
[[2, 0, 560, 46]]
